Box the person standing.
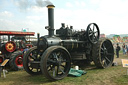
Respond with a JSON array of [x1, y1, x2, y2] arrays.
[[126, 45, 128, 56], [122, 43, 126, 55], [116, 43, 120, 58]]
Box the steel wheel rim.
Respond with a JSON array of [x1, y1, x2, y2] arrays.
[[46, 49, 71, 79], [87, 23, 100, 44], [15, 55, 23, 67], [100, 40, 114, 68]]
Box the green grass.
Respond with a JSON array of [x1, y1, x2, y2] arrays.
[[114, 75, 128, 85], [0, 53, 128, 85]]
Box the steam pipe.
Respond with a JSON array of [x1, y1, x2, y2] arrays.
[[8, 35, 10, 42], [47, 5, 55, 37], [37, 33, 40, 48], [0, 36, 1, 48]]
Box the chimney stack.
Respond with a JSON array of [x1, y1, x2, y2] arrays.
[[47, 5, 55, 37]]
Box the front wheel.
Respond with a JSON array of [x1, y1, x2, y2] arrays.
[[23, 46, 42, 75], [40, 46, 71, 80]]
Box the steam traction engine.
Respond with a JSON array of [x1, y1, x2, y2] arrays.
[[0, 31, 35, 70], [23, 5, 114, 80]]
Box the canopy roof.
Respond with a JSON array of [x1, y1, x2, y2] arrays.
[[0, 30, 35, 36]]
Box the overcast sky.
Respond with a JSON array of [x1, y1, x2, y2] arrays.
[[0, 0, 128, 36]]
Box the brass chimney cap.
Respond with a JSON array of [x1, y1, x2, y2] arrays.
[[47, 5, 55, 8]]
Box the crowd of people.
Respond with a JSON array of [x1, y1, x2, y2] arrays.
[[122, 43, 128, 55], [115, 43, 128, 58]]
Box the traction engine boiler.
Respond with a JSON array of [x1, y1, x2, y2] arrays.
[[23, 5, 114, 80]]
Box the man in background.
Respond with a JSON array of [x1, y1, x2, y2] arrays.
[[116, 43, 120, 58]]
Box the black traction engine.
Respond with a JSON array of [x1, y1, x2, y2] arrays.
[[23, 5, 114, 80]]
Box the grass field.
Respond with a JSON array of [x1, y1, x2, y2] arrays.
[[0, 52, 128, 85]]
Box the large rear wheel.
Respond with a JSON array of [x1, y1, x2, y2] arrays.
[[92, 38, 114, 68], [40, 46, 71, 80]]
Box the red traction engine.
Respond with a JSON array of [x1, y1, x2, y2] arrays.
[[0, 31, 35, 70]]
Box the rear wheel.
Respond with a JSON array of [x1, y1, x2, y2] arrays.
[[40, 46, 71, 80], [9, 51, 23, 71], [92, 38, 114, 68]]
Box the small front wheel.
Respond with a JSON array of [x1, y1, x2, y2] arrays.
[[23, 46, 42, 75]]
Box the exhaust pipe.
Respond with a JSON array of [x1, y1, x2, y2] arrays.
[[47, 5, 55, 37]]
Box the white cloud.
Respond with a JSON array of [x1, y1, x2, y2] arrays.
[[1, 0, 128, 36], [0, 19, 48, 36], [74, 1, 86, 7], [65, 1, 86, 8], [0, 19, 17, 30], [57, 0, 128, 35], [66, 2, 73, 7], [0, 11, 13, 17], [90, 0, 101, 4], [11, 0, 29, 10], [27, 6, 47, 13], [26, 16, 43, 21]]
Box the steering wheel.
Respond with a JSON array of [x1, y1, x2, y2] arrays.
[[86, 23, 100, 44]]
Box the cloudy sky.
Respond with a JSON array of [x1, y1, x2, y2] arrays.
[[0, 0, 128, 36]]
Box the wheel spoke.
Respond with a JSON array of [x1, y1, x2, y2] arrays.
[[92, 34, 95, 42], [93, 35, 97, 41], [61, 59, 69, 63], [104, 60, 107, 66], [60, 65, 65, 68], [53, 68, 56, 77], [30, 55, 35, 59], [106, 46, 112, 50], [94, 31, 98, 34], [37, 69, 38, 72], [59, 67, 65, 74], [101, 47, 104, 51], [107, 53, 114, 56], [105, 56, 111, 63], [56, 65, 59, 75], [89, 27, 92, 32], [102, 43, 106, 49], [58, 52, 62, 58], [89, 32, 93, 36], [53, 53, 58, 61], [47, 59, 56, 63], [48, 65, 53, 71], [93, 24, 95, 32]]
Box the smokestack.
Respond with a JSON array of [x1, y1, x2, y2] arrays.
[[47, 5, 55, 37]]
